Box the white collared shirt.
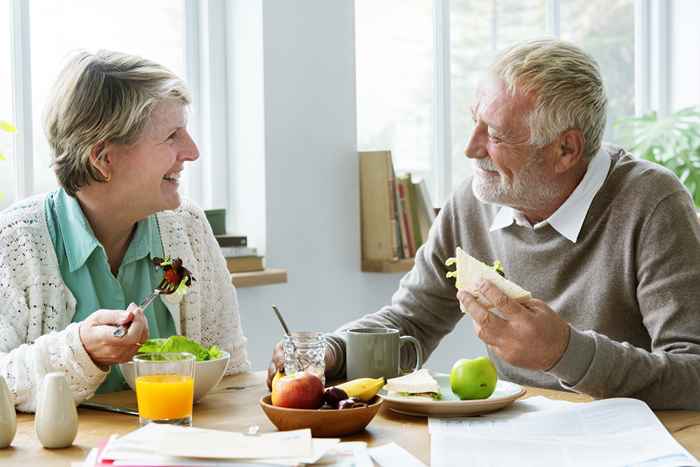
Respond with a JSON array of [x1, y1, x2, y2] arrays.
[[489, 148, 611, 243]]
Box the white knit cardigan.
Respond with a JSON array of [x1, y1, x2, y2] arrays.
[[0, 194, 250, 412]]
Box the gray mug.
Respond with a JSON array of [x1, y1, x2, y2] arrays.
[[345, 328, 423, 380]]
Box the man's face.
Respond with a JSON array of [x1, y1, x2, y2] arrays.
[[465, 79, 558, 211]]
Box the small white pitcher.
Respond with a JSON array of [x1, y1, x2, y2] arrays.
[[0, 376, 16, 448], [35, 372, 78, 448]]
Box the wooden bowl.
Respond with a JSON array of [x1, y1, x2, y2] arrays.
[[259, 395, 383, 437]]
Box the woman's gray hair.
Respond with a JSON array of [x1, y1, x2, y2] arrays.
[[44, 50, 191, 195], [490, 39, 607, 162]]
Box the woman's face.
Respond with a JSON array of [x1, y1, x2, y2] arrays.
[[107, 100, 199, 217]]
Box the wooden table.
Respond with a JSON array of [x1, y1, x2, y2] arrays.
[[2, 371, 699, 466]]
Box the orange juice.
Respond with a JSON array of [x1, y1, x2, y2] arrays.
[[135, 374, 194, 420]]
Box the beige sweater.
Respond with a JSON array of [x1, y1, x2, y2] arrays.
[[0, 195, 250, 412], [327, 147, 700, 410]]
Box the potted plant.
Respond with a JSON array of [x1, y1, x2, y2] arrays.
[[615, 107, 700, 207]]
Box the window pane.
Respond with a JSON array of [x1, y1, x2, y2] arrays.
[[29, 0, 186, 195], [0, 0, 15, 210], [355, 0, 433, 174], [560, 0, 635, 138], [449, 0, 546, 189]]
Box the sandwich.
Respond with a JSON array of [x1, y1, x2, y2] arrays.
[[384, 369, 442, 400], [446, 246, 531, 310]]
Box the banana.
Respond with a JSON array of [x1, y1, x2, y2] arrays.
[[335, 377, 385, 401]]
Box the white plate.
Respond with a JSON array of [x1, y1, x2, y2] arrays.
[[380, 372, 526, 417]]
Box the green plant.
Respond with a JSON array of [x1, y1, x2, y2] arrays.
[[0, 120, 16, 161], [615, 107, 700, 206]]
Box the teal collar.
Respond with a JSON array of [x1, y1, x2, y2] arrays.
[[55, 188, 160, 272]]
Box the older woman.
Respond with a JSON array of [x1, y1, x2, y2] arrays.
[[0, 50, 249, 412]]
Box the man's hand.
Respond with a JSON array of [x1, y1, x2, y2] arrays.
[[266, 340, 340, 390], [458, 280, 570, 371], [79, 303, 149, 369], [266, 341, 285, 390]]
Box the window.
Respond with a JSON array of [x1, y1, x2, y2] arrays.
[[355, 0, 434, 175], [28, 0, 187, 196], [356, 0, 638, 205], [0, 1, 15, 210]]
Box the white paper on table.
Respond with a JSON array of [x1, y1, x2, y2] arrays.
[[368, 442, 427, 467], [429, 396, 573, 435], [429, 398, 699, 467], [103, 424, 313, 460], [312, 441, 373, 467]]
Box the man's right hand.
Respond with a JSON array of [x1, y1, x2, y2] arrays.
[[79, 303, 149, 369], [266, 341, 285, 390]]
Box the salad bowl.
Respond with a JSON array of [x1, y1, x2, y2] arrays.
[[119, 337, 230, 402]]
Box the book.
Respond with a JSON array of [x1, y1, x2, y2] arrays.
[[406, 174, 423, 251], [396, 175, 416, 257], [215, 234, 247, 247], [359, 151, 400, 261], [226, 255, 264, 273], [220, 246, 258, 257], [412, 176, 436, 246]]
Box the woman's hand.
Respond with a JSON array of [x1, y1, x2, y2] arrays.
[[79, 303, 149, 369]]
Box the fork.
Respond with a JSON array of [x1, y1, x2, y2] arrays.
[[112, 277, 179, 338]]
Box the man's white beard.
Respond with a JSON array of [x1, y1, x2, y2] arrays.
[[471, 148, 559, 210]]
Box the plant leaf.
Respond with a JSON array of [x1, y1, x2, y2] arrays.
[[0, 121, 17, 133]]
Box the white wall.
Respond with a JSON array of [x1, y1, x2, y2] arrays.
[[671, 0, 700, 110], [230, 0, 485, 373]]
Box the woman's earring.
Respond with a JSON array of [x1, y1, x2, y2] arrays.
[[104, 174, 112, 183]]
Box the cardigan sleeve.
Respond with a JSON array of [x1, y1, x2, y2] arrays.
[[0, 293, 107, 412]]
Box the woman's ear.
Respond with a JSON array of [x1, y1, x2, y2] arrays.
[[89, 141, 112, 181], [554, 129, 585, 174]]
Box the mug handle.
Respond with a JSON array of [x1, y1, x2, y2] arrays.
[[399, 336, 423, 373]]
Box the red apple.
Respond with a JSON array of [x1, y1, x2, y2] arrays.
[[271, 371, 324, 409]]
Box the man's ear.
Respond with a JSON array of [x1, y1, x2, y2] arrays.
[[89, 141, 112, 180], [554, 129, 585, 174]]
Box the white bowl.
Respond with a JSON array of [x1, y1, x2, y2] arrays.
[[119, 351, 230, 402]]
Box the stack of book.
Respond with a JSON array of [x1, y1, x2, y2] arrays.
[[359, 150, 436, 262], [216, 234, 264, 273]]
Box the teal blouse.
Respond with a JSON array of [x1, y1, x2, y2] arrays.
[[44, 188, 177, 393]]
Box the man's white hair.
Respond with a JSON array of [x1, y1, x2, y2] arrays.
[[490, 39, 608, 161]]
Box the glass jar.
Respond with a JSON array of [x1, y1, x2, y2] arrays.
[[283, 331, 326, 384]]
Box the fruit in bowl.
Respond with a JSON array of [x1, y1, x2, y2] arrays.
[[120, 336, 230, 402], [271, 371, 325, 409], [261, 375, 385, 437]]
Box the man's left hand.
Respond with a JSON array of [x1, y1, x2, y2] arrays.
[[458, 280, 570, 371]]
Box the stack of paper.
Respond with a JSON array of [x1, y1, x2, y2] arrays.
[[75, 424, 426, 467], [429, 397, 699, 467]]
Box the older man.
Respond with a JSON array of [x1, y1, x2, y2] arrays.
[[269, 39, 700, 409]]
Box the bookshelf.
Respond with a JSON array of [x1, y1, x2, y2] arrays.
[[359, 151, 435, 273], [231, 269, 288, 288], [361, 258, 414, 273]]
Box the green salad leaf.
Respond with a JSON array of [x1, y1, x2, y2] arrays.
[[137, 336, 222, 361]]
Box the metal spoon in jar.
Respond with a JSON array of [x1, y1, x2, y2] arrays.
[[271, 305, 305, 372]]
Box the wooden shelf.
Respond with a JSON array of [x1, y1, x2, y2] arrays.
[[231, 268, 288, 288], [361, 258, 414, 273]]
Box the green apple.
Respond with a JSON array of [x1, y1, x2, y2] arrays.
[[450, 356, 498, 400]]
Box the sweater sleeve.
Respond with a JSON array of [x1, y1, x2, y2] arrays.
[[548, 191, 700, 410], [325, 201, 465, 380], [0, 294, 107, 412]]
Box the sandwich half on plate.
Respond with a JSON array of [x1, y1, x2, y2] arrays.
[[446, 246, 531, 310], [384, 369, 442, 400]]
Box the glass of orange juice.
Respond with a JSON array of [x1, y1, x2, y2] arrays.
[[133, 352, 195, 426]]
